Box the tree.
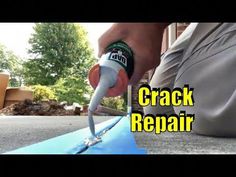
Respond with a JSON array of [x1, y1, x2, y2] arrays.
[[23, 23, 95, 85], [23, 23, 96, 104], [52, 76, 92, 105], [0, 44, 23, 87]]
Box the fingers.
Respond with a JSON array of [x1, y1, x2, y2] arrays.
[[97, 23, 166, 85], [98, 23, 128, 58], [128, 68, 145, 85]]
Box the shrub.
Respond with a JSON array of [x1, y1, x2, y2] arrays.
[[100, 96, 126, 111], [52, 76, 91, 105], [31, 85, 57, 101]]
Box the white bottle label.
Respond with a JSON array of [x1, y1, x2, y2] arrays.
[[109, 50, 128, 67]]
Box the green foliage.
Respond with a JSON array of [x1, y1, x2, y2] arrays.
[[23, 23, 95, 86], [0, 44, 23, 87], [31, 85, 57, 101], [101, 96, 126, 111], [22, 23, 96, 105], [23, 59, 55, 85], [52, 76, 92, 105]]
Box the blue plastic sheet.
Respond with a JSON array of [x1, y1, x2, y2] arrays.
[[4, 116, 146, 154], [82, 116, 146, 154]]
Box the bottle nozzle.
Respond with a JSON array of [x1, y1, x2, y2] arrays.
[[87, 66, 118, 137]]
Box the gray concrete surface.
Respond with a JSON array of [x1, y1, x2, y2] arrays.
[[0, 116, 114, 154], [134, 131, 236, 154], [1, 116, 236, 154]]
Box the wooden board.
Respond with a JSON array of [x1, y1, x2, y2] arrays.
[[0, 73, 9, 109]]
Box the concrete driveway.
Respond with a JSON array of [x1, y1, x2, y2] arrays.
[[0, 116, 114, 153], [134, 131, 236, 154], [1, 116, 236, 154]]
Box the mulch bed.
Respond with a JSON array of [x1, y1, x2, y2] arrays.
[[0, 99, 81, 116]]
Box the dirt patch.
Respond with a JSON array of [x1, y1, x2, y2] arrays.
[[0, 99, 81, 116]]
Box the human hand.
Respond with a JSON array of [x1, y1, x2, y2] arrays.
[[98, 23, 169, 85]]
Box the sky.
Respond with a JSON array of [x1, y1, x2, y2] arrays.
[[0, 23, 113, 59], [80, 23, 113, 57]]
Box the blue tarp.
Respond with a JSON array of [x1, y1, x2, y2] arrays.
[[4, 116, 146, 154]]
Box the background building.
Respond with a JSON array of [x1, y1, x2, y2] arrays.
[[131, 23, 190, 112]]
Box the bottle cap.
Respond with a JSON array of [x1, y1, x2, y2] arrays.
[[88, 64, 129, 97]]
